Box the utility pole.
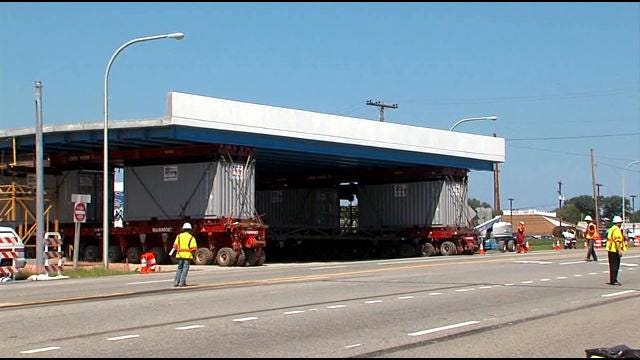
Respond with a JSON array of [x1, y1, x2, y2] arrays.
[[34, 81, 45, 273], [366, 100, 397, 122], [631, 194, 636, 238], [493, 133, 501, 215], [591, 149, 599, 227], [596, 183, 603, 227], [558, 180, 563, 231], [508, 198, 514, 225]]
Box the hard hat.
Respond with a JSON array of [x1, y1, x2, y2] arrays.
[[182, 222, 192, 230], [584, 215, 593, 221], [519, 221, 525, 225], [612, 216, 623, 224]]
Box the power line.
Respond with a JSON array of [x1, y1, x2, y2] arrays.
[[507, 132, 640, 141]]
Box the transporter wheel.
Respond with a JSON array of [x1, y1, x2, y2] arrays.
[[193, 248, 214, 265], [126, 246, 142, 264], [83, 245, 100, 262], [108, 245, 123, 263], [216, 247, 236, 267], [419, 243, 436, 257], [256, 250, 266, 266], [440, 241, 457, 256], [244, 248, 257, 266], [150, 246, 167, 265], [235, 250, 246, 266]]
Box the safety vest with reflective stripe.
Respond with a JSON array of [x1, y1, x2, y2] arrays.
[[173, 232, 197, 259], [585, 223, 597, 240], [606, 225, 627, 253]]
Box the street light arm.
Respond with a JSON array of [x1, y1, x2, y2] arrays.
[[449, 116, 498, 131]]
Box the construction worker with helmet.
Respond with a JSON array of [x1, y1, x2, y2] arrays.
[[516, 221, 526, 253], [606, 216, 627, 286], [173, 222, 198, 287], [583, 215, 598, 262]]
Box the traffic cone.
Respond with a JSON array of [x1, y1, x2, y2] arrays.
[[525, 241, 530, 253], [479, 241, 486, 255], [554, 240, 560, 251]]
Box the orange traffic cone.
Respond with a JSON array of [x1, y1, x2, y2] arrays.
[[479, 241, 486, 255], [525, 241, 530, 253], [554, 240, 560, 251]]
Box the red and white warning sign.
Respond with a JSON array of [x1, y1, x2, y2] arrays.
[[73, 202, 87, 223]]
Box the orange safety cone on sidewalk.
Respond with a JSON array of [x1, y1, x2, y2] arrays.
[[525, 241, 530, 253], [479, 241, 486, 255]]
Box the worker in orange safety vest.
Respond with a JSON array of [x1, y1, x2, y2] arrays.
[[583, 215, 598, 262], [173, 222, 197, 287], [516, 221, 526, 253]]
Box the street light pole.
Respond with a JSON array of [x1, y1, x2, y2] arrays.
[[449, 115, 498, 131], [508, 198, 514, 226], [103, 32, 184, 269], [631, 194, 637, 238], [622, 160, 640, 225]]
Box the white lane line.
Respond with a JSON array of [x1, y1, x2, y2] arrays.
[[283, 310, 306, 315], [455, 288, 475, 292], [602, 290, 636, 298], [20, 347, 60, 354], [345, 344, 362, 349], [560, 261, 588, 265], [327, 305, 347, 309], [308, 308, 319, 311], [601, 271, 609, 274], [397, 296, 414, 300], [589, 272, 598, 275], [573, 274, 583, 277], [408, 320, 480, 337], [621, 263, 638, 267], [504, 283, 515, 286], [478, 286, 493, 289], [107, 334, 140, 341], [556, 276, 568, 279], [233, 317, 258, 322], [539, 279, 551, 282], [310, 265, 348, 270], [521, 281, 534, 284], [175, 325, 204, 330], [364, 300, 383, 304], [429, 292, 443, 296], [127, 279, 174, 285], [514, 260, 552, 264]]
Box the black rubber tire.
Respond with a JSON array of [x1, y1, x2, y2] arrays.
[[498, 240, 506, 253], [235, 250, 246, 266], [399, 243, 417, 258], [83, 245, 100, 262], [440, 241, 457, 256], [193, 248, 214, 265], [150, 246, 167, 265], [216, 247, 236, 267], [244, 248, 257, 266], [420, 243, 436, 257], [507, 240, 515, 252], [108, 245, 123, 263], [126, 246, 143, 264]]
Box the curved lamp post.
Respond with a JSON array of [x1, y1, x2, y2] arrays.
[[449, 116, 498, 131], [103, 32, 184, 268], [622, 160, 640, 224]]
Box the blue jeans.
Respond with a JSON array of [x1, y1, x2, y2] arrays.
[[174, 259, 190, 286]]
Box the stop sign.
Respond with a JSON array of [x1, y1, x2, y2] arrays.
[[74, 202, 87, 223]]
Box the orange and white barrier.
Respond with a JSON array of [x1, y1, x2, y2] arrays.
[[594, 239, 602, 249], [43, 232, 64, 276], [139, 251, 158, 274], [478, 241, 486, 255], [0, 233, 21, 282], [634, 236, 640, 247]]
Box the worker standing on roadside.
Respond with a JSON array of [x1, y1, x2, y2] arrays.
[[584, 215, 598, 262], [516, 221, 526, 253], [173, 222, 197, 287], [606, 216, 627, 286]]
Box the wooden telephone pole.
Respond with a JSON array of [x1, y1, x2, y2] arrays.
[[366, 100, 398, 122]]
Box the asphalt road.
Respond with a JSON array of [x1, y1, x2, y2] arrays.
[[1, 247, 638, 358]]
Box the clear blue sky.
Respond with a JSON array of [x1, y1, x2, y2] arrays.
[[1, 3, 639, 212]]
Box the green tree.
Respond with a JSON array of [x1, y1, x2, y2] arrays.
[[564, 195, 595, 218], [557, 203, 581, 224], [601, 196, 624, 220]]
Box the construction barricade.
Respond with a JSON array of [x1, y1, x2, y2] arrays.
[[0, 234, 21, 282], [43, 232, 65, 277], [139, 251, 159, 274]]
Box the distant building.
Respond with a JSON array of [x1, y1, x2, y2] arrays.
[[502, 209, 575, 238]]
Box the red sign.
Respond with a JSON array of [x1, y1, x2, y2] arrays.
[[74, 202, 87, 223]]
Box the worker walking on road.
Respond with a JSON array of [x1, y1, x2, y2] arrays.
[[606, 216, 627, 286], [516, 221, 526, 253], [173, 222, 198, 287], [584, 215, 598, 262]]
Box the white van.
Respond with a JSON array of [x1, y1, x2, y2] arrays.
[[0, 226, 27, 273]]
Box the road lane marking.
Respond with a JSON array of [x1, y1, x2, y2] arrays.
[[233, 317, 258, 322], [107, 334, 139, 341], [408, 320, 480, 337], [556, 276, 568, 279], [621, 263, 638, 267], [455, 288, 475, 292], [127, 279, 174, 285], [504, 283, 515, 286], [540, 279, 551, 282], [327, 305, 347, 309], [573, 274, 582, 277], [20, 347, 60, 354], [175, 325, 204, 330], [345, 344, 362, 349], [398, 296, 414, 299], [560, 261, 587, 265], [602, 290, 636, 298], [364, 300, 382, 304], [589, 272, 598, 275], [284, 310, 306, 315], [310, 265, 348, 270], [428, 292, 443, 296], [514, 260, 551, 264], [478, 286, 492, 289], [602, 271, 608, 274], [521, 281, 534, 284]]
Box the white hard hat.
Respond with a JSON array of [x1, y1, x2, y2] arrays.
[[612, 216, 623, 224], [519, 221, 524, 225], [182, 222, 192, 230], [584, 215, 593, 221]]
